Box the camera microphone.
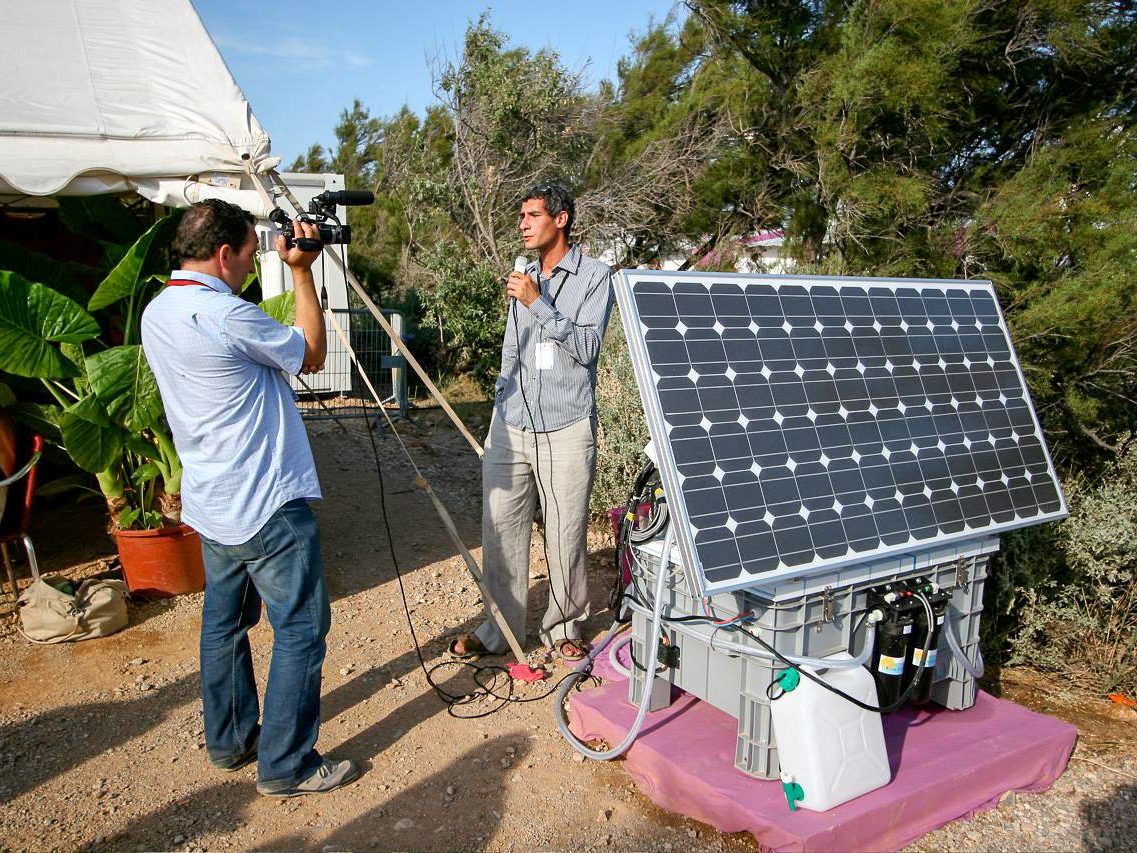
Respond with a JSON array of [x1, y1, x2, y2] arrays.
[[316, 189, 375, 207]]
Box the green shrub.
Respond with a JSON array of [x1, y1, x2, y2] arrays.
[[417, 243, 507, 391], [981, 521, 1065, 663], [591, 310, 650, 518], [1004, 440, 1137, 693]]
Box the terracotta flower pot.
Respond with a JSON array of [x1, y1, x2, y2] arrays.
[[113, 522, 205, 598]]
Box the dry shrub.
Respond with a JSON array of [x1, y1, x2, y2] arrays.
[[1007, 440, 1137, 693], [592, 310, 650, 518]]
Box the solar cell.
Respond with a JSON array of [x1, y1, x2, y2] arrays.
[[616, 272, 1068, 595]]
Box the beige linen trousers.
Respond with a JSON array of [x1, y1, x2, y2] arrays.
[[473, 411, 597, 654]]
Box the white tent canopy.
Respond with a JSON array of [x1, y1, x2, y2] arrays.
[[0, 0, 280, 216]]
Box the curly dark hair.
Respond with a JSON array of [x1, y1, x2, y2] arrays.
[[522, 181, 575, 238], [172, 199, 256, 262]]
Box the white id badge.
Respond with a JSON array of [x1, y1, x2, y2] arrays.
[[535, 341, 556, 370]]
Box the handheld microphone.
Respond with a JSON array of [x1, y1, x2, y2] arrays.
[[508, 256, 529, 307], [315, 189, 376, 206]]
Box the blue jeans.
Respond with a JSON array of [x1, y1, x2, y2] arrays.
[[199, 499, 331, 791]]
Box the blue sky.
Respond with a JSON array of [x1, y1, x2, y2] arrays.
[[192, 1, 682, 167]]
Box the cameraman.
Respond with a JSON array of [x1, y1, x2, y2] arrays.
[[141, 199, 359, 797]]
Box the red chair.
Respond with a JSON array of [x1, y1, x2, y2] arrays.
[[0, 433, 43, 600]]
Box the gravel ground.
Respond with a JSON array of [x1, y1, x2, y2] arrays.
[[1, 409, 1134, 852]]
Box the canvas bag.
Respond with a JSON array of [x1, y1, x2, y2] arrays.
[[17, 577, 129, 644]]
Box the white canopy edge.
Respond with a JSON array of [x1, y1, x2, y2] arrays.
[[0, 0, 277, 215]]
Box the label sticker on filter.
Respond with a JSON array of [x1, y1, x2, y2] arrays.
[[912, 647, 938, 668], [877, 654, 905, 676]]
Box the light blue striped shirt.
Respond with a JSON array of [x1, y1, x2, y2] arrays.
[[496, 245, 615, 432], [141, 269, 321, 545]]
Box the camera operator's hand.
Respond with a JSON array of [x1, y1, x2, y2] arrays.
[[274, 220, 322, 271], [275, 218, 327, 373]]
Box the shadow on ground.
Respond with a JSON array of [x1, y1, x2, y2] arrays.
[[1081, 782, 1137, 852]]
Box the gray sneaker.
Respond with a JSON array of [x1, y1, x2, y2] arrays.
[[258, 758, 361, 798]]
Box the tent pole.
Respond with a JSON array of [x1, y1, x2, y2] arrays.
[[261, 169, 485, 459]]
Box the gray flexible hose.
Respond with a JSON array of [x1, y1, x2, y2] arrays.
[[608, 633, 633, 678], [554, 528, 675, 760], [943, 605, 985, 679]]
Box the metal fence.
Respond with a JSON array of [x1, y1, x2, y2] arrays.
[[292, 308, 408, 421]]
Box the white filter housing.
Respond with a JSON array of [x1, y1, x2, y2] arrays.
[[768, 655, 891, 811]]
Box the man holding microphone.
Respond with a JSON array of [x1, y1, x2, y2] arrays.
[[142, 199, 359, 797], [450, 181, 615, 663]]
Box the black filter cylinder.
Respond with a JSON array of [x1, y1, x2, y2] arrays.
[[905, 602, 943, 705], [871, 610, 911, 708]]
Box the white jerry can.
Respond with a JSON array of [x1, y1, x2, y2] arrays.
[[767, 654, 891, 812]]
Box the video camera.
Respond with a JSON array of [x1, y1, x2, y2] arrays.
[[269, 189, 375, 251]]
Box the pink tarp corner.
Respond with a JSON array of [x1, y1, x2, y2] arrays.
[[569, 654, 1076, 851]]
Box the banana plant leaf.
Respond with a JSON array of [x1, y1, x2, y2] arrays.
[[59, 394, 123, 474], [86, 345, 163, 431], [88, 210, 183, 312], [0, 271, 100, 378], [259, 291, 296, 325]]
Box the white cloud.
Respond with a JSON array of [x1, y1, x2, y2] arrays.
[[214, 33, 373, 70]]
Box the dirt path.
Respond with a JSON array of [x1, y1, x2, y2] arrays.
[[1, 410, 1134, 852]]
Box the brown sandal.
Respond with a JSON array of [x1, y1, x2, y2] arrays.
[[554, 639, 588, 662], [448, 633, 492, 660]]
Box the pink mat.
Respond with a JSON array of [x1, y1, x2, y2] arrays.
[[569, 655, 1076, 852]]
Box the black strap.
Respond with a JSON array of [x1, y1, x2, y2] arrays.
[[541, 268, 570, 308]]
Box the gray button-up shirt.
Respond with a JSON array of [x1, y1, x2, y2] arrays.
[[495, 244, 615, 432]]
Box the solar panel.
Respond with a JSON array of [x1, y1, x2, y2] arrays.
[[616, 271, 1068, 596]]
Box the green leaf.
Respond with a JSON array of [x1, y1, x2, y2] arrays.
[[241, 256, 260, 294], [0, 240, 96, 305], [88, 211, 183, 312], [34, 474, 96, 499], [60, 342, 91, 394], [85, 346, 164, 431], [0, 271, 100, 378], [131, 462, 161, 485], [0, 381, 14, 408], [56, 196, 144, 246], [122, 433, 158, 459], [118, 506, 142, 529], [259, 291, 296, 325], [9, 403, 62, 443], [59, 395, 123, 473]]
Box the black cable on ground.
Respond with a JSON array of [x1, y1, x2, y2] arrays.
[[318, 259, 594, 718]]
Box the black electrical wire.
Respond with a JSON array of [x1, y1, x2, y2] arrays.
[[741, 591, 936, 714], [310, 247, 594, 718], [511, 285, 574, 638], [626, 462, 669, 544], [609, 463, 670, 614], [321, 238, 928, 719], [614, 520, 933, 715]]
